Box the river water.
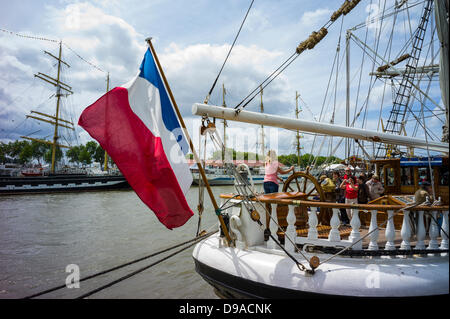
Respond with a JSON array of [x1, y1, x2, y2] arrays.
[[0, 184, 254, 299]]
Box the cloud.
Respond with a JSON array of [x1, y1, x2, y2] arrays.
[[0, 2, 148, 145], [299, 8, 333, 28], [159, 42, 289, 118], [0, 0, 445, 159], [45, 2, 146, 84], [244, 9, 271, 33]]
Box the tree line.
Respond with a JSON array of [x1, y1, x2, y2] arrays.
[[0, 140, 113, 166], [210, 148, 261, 161], [187, 149, 341, 168], [278, 153, 342, 167]]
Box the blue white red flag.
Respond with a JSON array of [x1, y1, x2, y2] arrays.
[[79, 48, 193, 229]]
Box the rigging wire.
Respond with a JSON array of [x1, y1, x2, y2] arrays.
[[23, 229, 218, 299], [62, 42, 107, 74], [362, 0, 396, 158], [0, 28, 58, 43], [354, 11, 375, 159], [0, 27, 108, 74], [202, 126, 312, 271], [75, 229, 217, 299], [348, 34, 441, 142], [232, 0, 379, 114], [204, 0, 255, 104], [307, 39, 341, 164], [233, 51, 298, 110]]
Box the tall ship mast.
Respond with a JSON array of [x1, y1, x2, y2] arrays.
[[0, 42, 130, 195], [21, 41, 74, 174]]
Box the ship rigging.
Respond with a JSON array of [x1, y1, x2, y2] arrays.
[[192, 0, 449, 298]]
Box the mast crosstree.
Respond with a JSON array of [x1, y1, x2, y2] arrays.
[[21, 41, 74, 173]]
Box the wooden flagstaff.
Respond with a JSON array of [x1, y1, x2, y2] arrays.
[[146, 38, 232, 243]]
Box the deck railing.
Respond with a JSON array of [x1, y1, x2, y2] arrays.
[[223, 196, 449, 254]]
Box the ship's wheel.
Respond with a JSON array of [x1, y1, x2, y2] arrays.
[[282, 171, 325, 202]]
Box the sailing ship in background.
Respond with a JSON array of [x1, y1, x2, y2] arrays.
[[0, 42, 129, 195], [191, 0, 449, 298]]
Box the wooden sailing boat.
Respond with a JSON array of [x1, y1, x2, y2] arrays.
[[192, 0, 449, 298]]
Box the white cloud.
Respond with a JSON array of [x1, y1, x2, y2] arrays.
[[244, 9, 271, 32], [159, 42, 288, 117], [299, 8, 332, 28], [0, 0, 445, 159], [0, 55, 33, 76]]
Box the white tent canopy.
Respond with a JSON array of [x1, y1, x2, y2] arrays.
[[322, 163, 349, 171]]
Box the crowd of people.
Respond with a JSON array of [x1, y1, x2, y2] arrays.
[[319, 167, 385, 225], [262, 151, 435, 227]]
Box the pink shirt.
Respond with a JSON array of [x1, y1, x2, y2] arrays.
[[264, 161, 279, 184]]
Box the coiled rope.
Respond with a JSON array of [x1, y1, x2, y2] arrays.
[[23, 229, 217, 299]]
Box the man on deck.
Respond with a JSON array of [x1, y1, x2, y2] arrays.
[[414, 181, 433, 204]]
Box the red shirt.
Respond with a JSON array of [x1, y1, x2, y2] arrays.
[[345, 183, 358, 199]]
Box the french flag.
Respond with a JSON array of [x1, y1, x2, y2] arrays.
[[78, 47, 193, 229]]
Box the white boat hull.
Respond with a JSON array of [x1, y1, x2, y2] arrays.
[[193, 234, 449, 298], [191, 174, 290, 186]]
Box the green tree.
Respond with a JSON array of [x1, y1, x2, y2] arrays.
[[93, 144, 105, 163], [78, 148, 92, 165], [0, 142, 8, 163], [9, 140, 28, 159], [278, 154, 299, 166], [19, 142, 33, 164], [85, 141, 98, 157], [44, 146, 63, 164], [31, 141, 48, 164], [66, 146, 82, 164]]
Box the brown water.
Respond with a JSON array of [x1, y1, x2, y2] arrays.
[[0, 185, 237, 299]]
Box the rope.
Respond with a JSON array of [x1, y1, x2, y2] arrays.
[[232, 169, 311, 272], [234, 52, 299, 110], [75, 231, 216, 299], [204, 0, 254, 104], [23, 230, 217, 299], [0, 27, 107, 74], [234, 0, 363, 112], [62, 43, 107, 74], [0, 28, 58, 42], [201, 124, 311, 271], [195, 130, 208, 236]]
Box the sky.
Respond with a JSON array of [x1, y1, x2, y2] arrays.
[[0, 0, 446, 160]]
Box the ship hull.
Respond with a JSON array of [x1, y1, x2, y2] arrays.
[[193, 234, 449, 299], [192, 176, 265, 186], [0, 174, 130, 195]]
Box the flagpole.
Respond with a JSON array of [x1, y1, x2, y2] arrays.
[[145, 38, 232, 244]]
